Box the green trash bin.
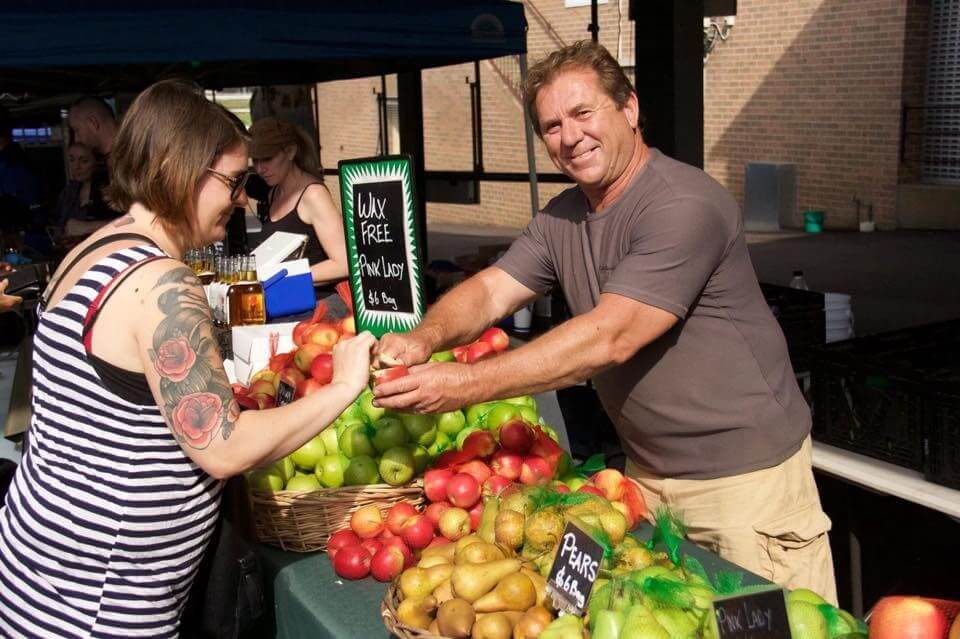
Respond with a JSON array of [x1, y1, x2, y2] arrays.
[[803, 210, 824, 233]]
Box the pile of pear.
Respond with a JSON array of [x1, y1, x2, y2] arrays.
[[394, 533, 555, 639]]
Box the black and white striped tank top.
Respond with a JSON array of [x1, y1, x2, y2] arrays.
[[0, 244, 223, 638]]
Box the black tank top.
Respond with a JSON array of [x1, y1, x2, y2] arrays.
[[260, 183, 329, 267]]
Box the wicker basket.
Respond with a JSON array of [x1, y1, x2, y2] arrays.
[[249, 480, 424, 552], [381, 580, 452, 639]]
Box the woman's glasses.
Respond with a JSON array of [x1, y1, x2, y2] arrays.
[[206, 168, 251, 201]]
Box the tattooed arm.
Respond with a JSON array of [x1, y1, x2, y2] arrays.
[[136, 260, 375, 479]]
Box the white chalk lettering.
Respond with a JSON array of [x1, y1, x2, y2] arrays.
[[359, 219, 392, 245], [358, 192, 387, 220]]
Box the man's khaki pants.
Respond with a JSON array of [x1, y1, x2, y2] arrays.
[[625, 436, 838, 605]]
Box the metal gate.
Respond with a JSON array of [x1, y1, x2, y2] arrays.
[[923, 0, 960, 183]]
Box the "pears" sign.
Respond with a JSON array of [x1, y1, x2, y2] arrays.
[[545, 521, 603, 616]]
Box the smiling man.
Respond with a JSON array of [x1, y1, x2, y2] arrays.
[[375, 41, 836, 600]]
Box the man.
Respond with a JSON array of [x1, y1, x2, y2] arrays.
[[375, 41, 836, 601], [66, 96, 121, 226]]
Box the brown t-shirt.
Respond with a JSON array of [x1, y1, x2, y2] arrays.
[[496, 149, 810, 479]]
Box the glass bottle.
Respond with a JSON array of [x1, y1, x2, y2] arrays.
[[228, 255, 265, 326], [789, 270, 810, 291]]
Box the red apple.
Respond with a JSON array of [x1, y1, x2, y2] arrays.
[[520, 456, 553, 486], [350, 504, 384, 539], [400, 514, 435, 550], [279, 366, 306, 390], [370, 546, 406, 582], [446, 473, 481, 509], [380, 537, 414, 569], [611, 501, 637, 529], [425, 502, 452, 529], [479, 327, 509, 352], [465, 341, 494, 363], [870, 596, 949, 639], [433, 449, 477, 470], [326, 529, 361, 560], [426, 536, 451, 549], [490, 450, 523, 481], [333, 545, 371, 580], [294, 343, 327, 373], [269, 350, 295, 372], [248, 379, 276, 398], [452, 345, 469, 363], [424, 468, 455, 503], [577, 485, 606, 498], [370, 365, 410, 387], [498, 419, 534, 454], [621, 479, 647, 523], [552, 482, 571, 494], [250, 394, 276, 410], [361, 538, 382, 558], [458, 460, 492, 486], [295, 378, 324, 399], [482, 475, 513, 498], [236, 394, 260, 411], [468, 501, 484, 531], [438, 507, 471, 541], [386, 501, 419, 536], [310, 353, 334, 385], [591, 469, 626, 501], [462, 430, 497, 458], [377, 528, 397, 542], [339, 316, 357, 336], [303, 322, 340, 350]]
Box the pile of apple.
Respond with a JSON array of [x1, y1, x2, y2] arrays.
[[428, 327, 511, 364]]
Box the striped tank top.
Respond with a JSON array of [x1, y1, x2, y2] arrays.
[[0, 244, 223, 638]]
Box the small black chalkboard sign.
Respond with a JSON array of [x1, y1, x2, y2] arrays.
[[275, 380, 295, 407], [545, 522, 603, 616], [710, 587, 791, 639], [338, 155, 425, 338]]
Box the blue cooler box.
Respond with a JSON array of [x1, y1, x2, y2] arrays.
[[259, 258, 315, 320]]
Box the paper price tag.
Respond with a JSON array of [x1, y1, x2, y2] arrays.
[[275, 380, 295, 407]]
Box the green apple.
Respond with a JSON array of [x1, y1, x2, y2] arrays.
[[359, 389, 386, 423], [429, 350, 456, 362], [285, 473, 322, 491], [504, 395, 536, 408], [485, 402, 520, 432], [437, 410, 467, 436], [455, 425, 481, 451], [400, 413, 438, 447], [344, 455, 381, 485], [372, 417, 409, 453], [379, 446, 415, 486], [427, 431, 451, 458], [290, 435, 326, 472], [465, 402, 495, 427], [339, 401, 365, 424], [564, 476, 587, 492], [410, 445, 430, 474], [248, 469, 284, 492], [319, 427, 340, 456], [315, 454, 347, 488], [519, 406, 539, 424], [272, 456, 295, 482], [339, 423, 375, 458]]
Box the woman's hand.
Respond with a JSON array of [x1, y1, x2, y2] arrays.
[[331, 331, 377, 396], [0, 278, 23, 313]]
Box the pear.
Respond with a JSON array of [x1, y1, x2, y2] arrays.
[[539, 614, 584, 639], [418, 554, 452, 568], [512, 606, 553, 639], [473, 613, 515, 639], [433, 579, 455, 604], [787, 601, 829, 639], [400, 565, 453, 600], [478, 496, 499, 544], [451, 558, 521, 603], [588, 581, 614, 630], [478, 611, 524, 627], [455, 534, 483, 554], [652, 607, 698, 638], [396, 595, 437, 630], [426, 564, 454, 588], [456, 542, 505, 565], [436, 598, 475, 639], [421, 541, 457, 563], [621, 602, 670, 639], [598, 508, 628, 545], [501, 491, 535, 517], [592, 610, 625, 639], [474, 572, 536, 613], [428, 619, 440, 635], [616, 546, 655, 571], [524, 508, 565, 550], [520, 567, 548, 607], [495, 510, 526, 550]]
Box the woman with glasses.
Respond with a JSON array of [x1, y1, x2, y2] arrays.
[[248, 117, 348, 304], [0, 80, 375, 637]]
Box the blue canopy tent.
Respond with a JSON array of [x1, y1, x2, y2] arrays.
[[0, 1, 527, 93]]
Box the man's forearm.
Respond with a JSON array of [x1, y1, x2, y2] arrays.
[[414, 274, 506, 353]]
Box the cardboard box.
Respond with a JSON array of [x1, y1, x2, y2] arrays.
[[231, 322, 298, 385]]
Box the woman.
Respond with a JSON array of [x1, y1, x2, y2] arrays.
[[0, 80, 375, 637], [249, 117, 348, 300], [54, 142, 116, 238]]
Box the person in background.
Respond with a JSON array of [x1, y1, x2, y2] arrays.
[[0, 107, 42, 231], [0, 79, 375, 637], [67, 96, 118, 157], [374, 41, 836, 602], [249, 117, 348, 303], [53, 142, 116, 238], [0, 263, 23, 312]]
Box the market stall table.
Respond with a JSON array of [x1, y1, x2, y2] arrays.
[[255, 522, 772, 639]]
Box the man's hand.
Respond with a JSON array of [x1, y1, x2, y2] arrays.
[[376, 331, 436, 368], [372, 361, 477, 413], [0, 278, 23, 313]]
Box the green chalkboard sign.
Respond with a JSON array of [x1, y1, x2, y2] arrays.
[[338, 155, 425, 338]]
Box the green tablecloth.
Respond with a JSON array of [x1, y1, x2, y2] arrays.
[[256, 523, 770, 639]]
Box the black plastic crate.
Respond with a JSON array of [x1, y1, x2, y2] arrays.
[[760, 283, 825, 372], [924, 394, 960, 489]]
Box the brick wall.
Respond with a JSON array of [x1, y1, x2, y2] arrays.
[[898, 0, 931, 184], [703, 0, 912, 229]]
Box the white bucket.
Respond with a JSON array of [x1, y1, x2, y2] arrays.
[[824, 292, 854, 343]]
